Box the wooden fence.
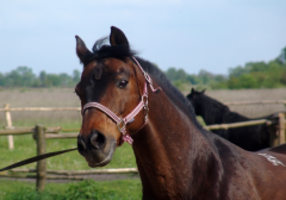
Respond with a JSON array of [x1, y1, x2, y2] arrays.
[[0, 117, 285, 190], [0, 125, 138, 191], [224, 100, 286, 106], [1, 100, 286, 149], [1, 104, 81, 150], [0, 101, 286, 190]]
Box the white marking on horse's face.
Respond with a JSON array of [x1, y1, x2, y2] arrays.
[[258, 153, 285, 167]]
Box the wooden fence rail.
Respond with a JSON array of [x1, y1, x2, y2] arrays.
[[0, 125, 138, 190], [1, 100, 285, 149], [0, 101, 286, 190], [0, 107, 81, 112], [0, 116, 285, 190], [224, 100, 286, 106], [1, 104, 81, 150], [0, 126, 61, 136], [204, 119, 273, 131]]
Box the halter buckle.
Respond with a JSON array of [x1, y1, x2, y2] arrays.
[[117, 119, 126, 135]]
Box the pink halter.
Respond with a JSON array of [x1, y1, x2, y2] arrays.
[[82, 57, 161, 145]]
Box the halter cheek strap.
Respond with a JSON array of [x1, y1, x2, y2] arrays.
[[82, 57, 161, 145]]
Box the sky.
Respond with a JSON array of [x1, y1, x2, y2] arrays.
[[0, 0, 286, 76]]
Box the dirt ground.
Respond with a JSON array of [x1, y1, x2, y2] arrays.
[[1, 88, 286, 124]]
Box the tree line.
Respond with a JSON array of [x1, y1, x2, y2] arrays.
[[0, 67, 80, 87], [0, 47, 285, 90], [165, 47, 286, 90]]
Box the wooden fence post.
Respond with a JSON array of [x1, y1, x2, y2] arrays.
[[5, 104, 14, 150], [35, 125, 46, 191], [278, 113, 285, 145]]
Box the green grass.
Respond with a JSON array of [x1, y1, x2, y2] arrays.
[[0, 133, 137, 171], [0, 120, 140, 199], [0, 122, 140, 198], [0, 119, 137, 170], [0, 179, 142, 200]]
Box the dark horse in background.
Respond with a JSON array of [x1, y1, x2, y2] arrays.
[[186, 88, 281, 151], [75, 26, 286, 199]]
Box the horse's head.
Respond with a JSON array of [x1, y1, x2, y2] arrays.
[[75, 27, 148, 167], [186, 88, 206, 115]]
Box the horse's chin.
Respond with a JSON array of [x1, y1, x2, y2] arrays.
[[88, 161, 110, 168], [86, 153, 113, 168], [84, 143, 116, 168]]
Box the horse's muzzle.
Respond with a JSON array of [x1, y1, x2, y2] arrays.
[[78, 130, 106, 151], [77, 130, 116, 167]]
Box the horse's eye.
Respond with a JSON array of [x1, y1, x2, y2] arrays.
[[118, 80, 129, 88]]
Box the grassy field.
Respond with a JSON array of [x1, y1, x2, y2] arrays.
[[0, 128, 139, 199], [0, 179, 142, 200], [0, 134, 137, 170]]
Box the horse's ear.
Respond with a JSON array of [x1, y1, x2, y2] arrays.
[[109, 26, 129, 46], [75, 35, 91, 63], [201, 89, 206, 94], [191, 88, 195, 93]]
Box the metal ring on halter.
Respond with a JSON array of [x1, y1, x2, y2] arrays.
[[117, 119, 126, 134], [142, 94, 148, 106], [141, 94, 149, 120], [144, 73, 152, 84]]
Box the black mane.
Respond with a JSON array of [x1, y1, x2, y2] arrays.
[[134, 57, 203, 130], [200, 94, 231, 123]]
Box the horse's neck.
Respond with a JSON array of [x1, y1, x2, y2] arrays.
[[200, 98, 228, 125], [132, 92, 221, 199], [199, 96, 253, 124]]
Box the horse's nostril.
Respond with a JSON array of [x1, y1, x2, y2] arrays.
[[90, 131, 106, 149], [77, 135, 87, 153]]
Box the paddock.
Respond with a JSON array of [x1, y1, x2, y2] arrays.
[[1, 88, 286, 194]]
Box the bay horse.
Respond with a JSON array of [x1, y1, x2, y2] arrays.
[[75, 26, 286, 199], [186, 88, 280, 151]]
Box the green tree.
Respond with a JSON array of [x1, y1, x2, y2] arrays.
[[198, 70, 213, 85], [165, 67, 177, 81], [186, 74, 199, 84], [73, 69, 81, 83], [39, 71, 47, 86], [176, 69, 187, 80], [0, 72, 4, 86]]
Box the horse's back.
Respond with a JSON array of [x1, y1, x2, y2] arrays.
[[259, 143, 286, 155], [250, 149, 286, 200]]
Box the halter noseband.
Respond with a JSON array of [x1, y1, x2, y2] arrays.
[[82, 57, 161, 145]]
